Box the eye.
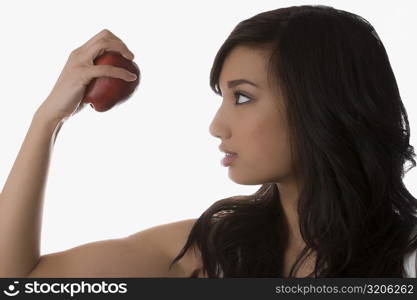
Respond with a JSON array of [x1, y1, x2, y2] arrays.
[[234, 91, 252, 105]]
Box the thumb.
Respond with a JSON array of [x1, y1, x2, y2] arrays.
[[71, 101, 87, 117]]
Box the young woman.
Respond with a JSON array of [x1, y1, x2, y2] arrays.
[[1, 4, 416, 278]]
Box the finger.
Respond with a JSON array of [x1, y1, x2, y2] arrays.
[[75, 29, 133, 59], [80, 29, 118, 50], [85, 65, 137, 83], [87, 38, 135, 62]]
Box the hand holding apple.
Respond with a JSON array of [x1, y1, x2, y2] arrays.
[[82, 50, 140, 112], [37, 29, 137, 123]]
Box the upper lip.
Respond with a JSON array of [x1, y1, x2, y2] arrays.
[[219, 145, 237, 154]]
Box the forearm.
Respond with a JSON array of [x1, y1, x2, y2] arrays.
[[0, 108, 63, 277]]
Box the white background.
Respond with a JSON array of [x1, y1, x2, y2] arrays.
[[0, 0, 416, 255]]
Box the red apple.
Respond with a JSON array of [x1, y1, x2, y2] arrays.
[[82, 51, 140, 112]]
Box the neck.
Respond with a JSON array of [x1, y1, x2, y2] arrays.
[[275, 179, 304, 248]]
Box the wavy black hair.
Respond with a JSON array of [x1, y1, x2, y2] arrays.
[[169, 4, 417, 277]]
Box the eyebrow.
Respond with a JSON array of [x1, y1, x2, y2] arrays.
[[227, 79, 259, 89]]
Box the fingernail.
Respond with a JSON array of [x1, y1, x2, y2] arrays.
[[125, 53, 134, 60]]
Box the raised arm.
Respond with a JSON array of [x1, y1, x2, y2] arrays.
[[0, 29, 136, 277], [0, 112, 63, 277]]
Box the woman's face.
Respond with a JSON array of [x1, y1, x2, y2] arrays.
[[209, 45, 294, 185]]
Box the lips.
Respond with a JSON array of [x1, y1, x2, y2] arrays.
[[219, 145, 237, 154], [221, 152, 237, 166]]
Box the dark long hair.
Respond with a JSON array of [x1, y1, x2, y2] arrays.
[[169, 4, 417, 277]]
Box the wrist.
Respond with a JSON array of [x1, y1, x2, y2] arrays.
[[33, 103, 67, 128], [32, 107, 66, 137], [31, 111, 65, 146]]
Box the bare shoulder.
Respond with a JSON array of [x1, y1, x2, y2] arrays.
[[126, 217, 201, 276]]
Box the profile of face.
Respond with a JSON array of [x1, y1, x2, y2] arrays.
[[209, 45, 294, 185]]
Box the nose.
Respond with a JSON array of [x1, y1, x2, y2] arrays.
[[209, 119, 219, 138], [209, 100, 232, 140]]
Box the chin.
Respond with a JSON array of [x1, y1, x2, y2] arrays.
[[228, 170, 271, 185]]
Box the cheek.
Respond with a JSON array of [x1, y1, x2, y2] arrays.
[[246, 121, 293, 177]]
